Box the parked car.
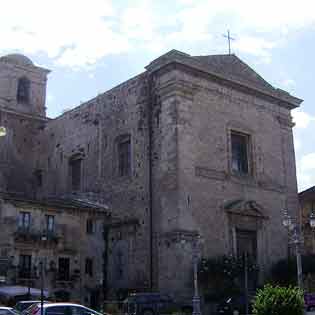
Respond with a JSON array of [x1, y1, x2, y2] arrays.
[[14, 301, 49, 314], [23, 303, 102, 315], [0, 307, 19, 315], [304, 293, 315, 311], [217, 295, 253, 315], [123, 292, 192, 315]]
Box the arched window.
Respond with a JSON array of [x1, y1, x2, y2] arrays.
[[17, 77, 30, 104]]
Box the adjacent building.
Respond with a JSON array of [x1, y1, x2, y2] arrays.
[[0, 50, 302, 301], [0, 193, 108, 307]]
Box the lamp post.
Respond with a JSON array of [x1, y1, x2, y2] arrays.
[[191, 234, 202, 315], [40, 235, 47, 315], [283, 209, 303, 290]]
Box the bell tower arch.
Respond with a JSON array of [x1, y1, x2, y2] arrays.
[[0, 53, 50, 195], [0, 53, 50, 117]]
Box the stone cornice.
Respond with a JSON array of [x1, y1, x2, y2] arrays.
[[154, 78, 197, 101], [0, 104, 49, 122], [146, 50, 302, 110]]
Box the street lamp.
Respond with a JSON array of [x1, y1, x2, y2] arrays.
[[309, 212, 315, 229], [191, 235, 202, 315], [0, 127, 6, 137], [282, 209, 303, 290], [181, 234, 203, 315], [40, 235, 47, 315]]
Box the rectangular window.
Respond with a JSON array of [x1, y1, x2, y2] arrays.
[[19, 254, 31, 278], [86, 219, 95, 234], [34, 169, 43, 187], [85, 258, 93, 277], [69, 157, 82, 191], [18, 212, 31, 230], [236, 229, 257, 260], [58, 257, 70, 281], [46, 215, 55, 233], [231, 132, 250, 175], [118, 137, 131, 177]]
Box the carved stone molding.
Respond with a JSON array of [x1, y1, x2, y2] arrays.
[[155, 79, 199, 102], [277, 115, 294, 129], [195, 166, 227, 181]]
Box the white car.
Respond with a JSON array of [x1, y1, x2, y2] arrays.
[[0, 307, 19, 315], [25, 303, 103, 315]]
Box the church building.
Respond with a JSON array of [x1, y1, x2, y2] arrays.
[[0, 50, 302, 302]]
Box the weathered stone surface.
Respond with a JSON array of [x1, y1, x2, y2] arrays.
[[0, 50, 302, 300]]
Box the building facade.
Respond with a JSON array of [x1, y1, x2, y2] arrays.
[[0, 194, 107, 306], [0, 50, 301, 300]]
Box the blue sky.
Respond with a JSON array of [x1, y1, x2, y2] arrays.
[[1, 0, 314, 192]]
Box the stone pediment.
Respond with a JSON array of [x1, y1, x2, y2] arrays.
[[224, 199, 268, 219]]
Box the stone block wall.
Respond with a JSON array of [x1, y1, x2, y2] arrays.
[[34, 73, 152, 291]]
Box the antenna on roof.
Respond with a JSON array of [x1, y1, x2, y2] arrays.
[[223, 30, 235, 55]]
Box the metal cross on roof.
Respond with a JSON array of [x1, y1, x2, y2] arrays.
[[223, 30, 235, 55]]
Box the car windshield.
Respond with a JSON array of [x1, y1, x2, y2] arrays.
[[23, 304, 40, 315], [14, 302, 39, 312]]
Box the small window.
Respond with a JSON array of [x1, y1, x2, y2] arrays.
[[69, 155, 82, 191], [86, 219, 95, 234], [46, 215, 55, 233], [117, 135, 131, 177], [231, 131, 250, 175], [58, 257, 70, 281], [19, 254, 31, 278], [18, 212, 31, 230], [34, 169, 43, 187], [17, 77, 30, 104], [85, 258, 93, 277]]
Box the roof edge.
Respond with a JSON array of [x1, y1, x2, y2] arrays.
[[145, 50, 302, 109]]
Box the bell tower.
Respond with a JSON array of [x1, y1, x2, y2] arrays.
[[0, 54, 50, 196], [0, 53, 50, 117]]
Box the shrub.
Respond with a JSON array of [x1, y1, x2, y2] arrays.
[[252, 284, 304, 315]]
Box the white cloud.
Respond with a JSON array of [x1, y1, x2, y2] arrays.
[[292, 109, 315, 129], [233, 36, 275, 62], [296, 153, 315, 191], [1, 0, 315, 68], [300, 153, 315, 171], [282, 79, 296, 88], [294, 137, 301, 152]]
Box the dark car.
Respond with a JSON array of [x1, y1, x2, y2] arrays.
[[304, 293, 315, 311], [217, 295, 253, 315], [123, 293, 191, 315]]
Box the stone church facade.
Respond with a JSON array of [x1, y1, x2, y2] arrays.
[[0, 50, 301, 301]]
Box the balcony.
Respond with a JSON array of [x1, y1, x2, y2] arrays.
[[13, 228, 39, 243], [13, 228, 59, 245]]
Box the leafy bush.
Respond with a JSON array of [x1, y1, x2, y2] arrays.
[[252, 284, 304, 315]]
